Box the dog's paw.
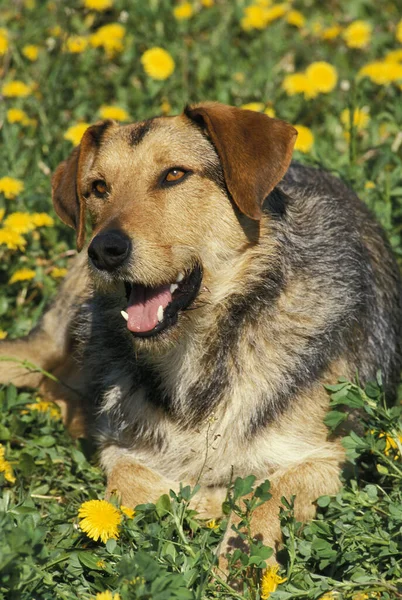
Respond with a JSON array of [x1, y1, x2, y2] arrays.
[[189, 486, 226, 520]]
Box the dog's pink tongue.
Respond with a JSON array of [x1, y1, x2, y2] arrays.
[[126, 283, 172, 333]]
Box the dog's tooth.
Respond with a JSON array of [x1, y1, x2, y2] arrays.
[[176, 272, 185, 282], [157, 305, 164, 322], [121, 310, 128, 322], [170, 283, 179, 294]]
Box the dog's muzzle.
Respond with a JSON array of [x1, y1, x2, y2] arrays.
[[122, 265, 203, 338], [88, 230, 131, 272]]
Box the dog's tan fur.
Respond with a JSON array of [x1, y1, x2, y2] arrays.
[[0, 103, 400, 558]]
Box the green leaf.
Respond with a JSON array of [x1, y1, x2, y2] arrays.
[[35, 435, 56, 448], [249, 543, 273, 560], [155, 494, 171, 517], [376, 463, 389, 475], [106, 538, 117, 553], [317, 495, 331, 508], [0, 424, 10, 441], [232, 475, 256, 499], [311, 538, 337, 560], [324, 382, 349, 392], [324, 410, 347, 430], [5, 386, 17, 409], [78, 551, 104, 570]]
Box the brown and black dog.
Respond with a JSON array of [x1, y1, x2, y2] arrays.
[[1, 103, 401, 556]]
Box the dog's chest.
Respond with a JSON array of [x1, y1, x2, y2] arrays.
[[94, 354, 294, 486]]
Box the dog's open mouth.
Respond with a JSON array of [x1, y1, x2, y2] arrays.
[[121, 265, 202, 337]]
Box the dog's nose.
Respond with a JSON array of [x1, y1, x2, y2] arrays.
[[88, 230, 131, 271]]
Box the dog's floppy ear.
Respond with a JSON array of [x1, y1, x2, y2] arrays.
[[185, 102, 297, 220], [52, 121, 114, 251]]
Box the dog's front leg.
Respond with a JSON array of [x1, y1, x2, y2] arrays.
[[0, 250, 89, 389], [220, 454, 343, 564], [104, 456, 226, 520]]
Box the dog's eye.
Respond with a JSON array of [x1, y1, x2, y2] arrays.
[[164, 169, 187, 185], [92, 180, 108, 197]]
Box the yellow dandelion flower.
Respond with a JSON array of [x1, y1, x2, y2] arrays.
[[0, 177, 24, 200], [93, 592, 121, 600], [0, 445, 15, 484], [241, 5, 267, 31], [0, 29, 9, 56], [99, 105, 130, 121], [2, 81, 32, 98], [64, 123, 90, 146], [78, 499, 122, 543], [22, 44, 39, 61], [0, 209, 4, 223], [160, 100, 171, 114], [141, 47, 175, 80], [120, 505, 135, 519], [321, 25, 342, 40], [282, 73, 318, 99], [318, 593, 341, 600], [311, 20, 323, 35], [0, 330, 8, 340], [89, 23, 125, 57], [7, 108, 31, 126], [206, 519, 219, 529], [264, 107, 275, 118], [50, 267, 68, 278], [64, 36, 88, 54], [294, 125, 314, 153], [359, 60, 402, 85], [4, 212, 34, 234], [352, 593, 369, 600], [96, 560, 107, 568], [385, 49, 402, 63], [0, 229, 27, 251], [305, 61, 338, 94], [241, 102, 265, 112], [260, 564, 287, 599], [30, 213, 55, 227], [241, 3, 288, 30], [343, 20, 372, 49], [201, 0, 214, 6], [83, 0, 113, 10], [396, 19, 402, 44], [365, 181, 375, 190], [173, 2, 193, 20], [264, 4, 287, 24], [233, 72, 245, 84], [9, 268, 36, 284], [286, 10, 305, 29], [95, 23, 126, 40], [379, 431, 402, 458], [340, 107, 370, 131], [49, 24, 62, 37], [25, 399, 60, 419]]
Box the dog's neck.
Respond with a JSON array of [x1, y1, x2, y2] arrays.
[[137, 223, 286, 425]]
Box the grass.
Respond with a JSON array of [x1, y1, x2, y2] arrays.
[[0, 1, 402, 598]]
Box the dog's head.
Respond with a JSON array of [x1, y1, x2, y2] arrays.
[[52, 102, 296, 344]]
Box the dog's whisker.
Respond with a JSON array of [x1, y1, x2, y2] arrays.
[[183, 300, 212, 311]]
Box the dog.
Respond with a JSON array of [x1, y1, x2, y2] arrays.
[[1, 102, 401, 557]]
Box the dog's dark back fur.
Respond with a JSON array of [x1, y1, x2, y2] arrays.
[[282, 164, 401, 392]]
